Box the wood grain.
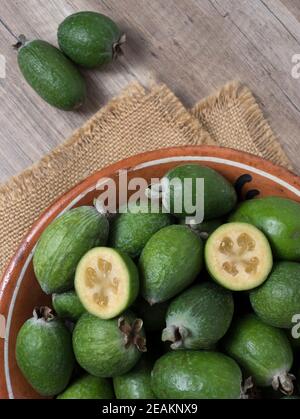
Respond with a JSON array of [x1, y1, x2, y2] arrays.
[[1, 0, 300, 182]]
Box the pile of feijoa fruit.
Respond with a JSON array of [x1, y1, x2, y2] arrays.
[[15, 11, 125, 110], [16, 164, 300, 399]]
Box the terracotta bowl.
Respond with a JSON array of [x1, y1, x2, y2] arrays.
[[1, 145, 300, 399]]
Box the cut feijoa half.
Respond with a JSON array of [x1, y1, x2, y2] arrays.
[[75, 247, 139, 320], [205, 222, 273, 291]]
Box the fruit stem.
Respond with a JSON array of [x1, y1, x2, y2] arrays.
[[13, 34, 27, 50], [113, 33, 126, 59], [162, 325, 189, 349], [33, 306, 55, 322], [272, 372, 295, 395]]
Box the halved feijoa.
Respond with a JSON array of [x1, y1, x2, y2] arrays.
[[224, 314, 294, 394], [205, 222, 273, 291], [250, 262, 300, 329], [75, 247, 139, 320], [162, 282, 234, 350]]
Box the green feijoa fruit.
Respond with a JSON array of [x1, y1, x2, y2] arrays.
[[73, 311, 146, 377], [139, 225, 203, 304], [33, 206, 109, 294], [162, 164, 237, 220], [281, 396, 300, 399], [151, 351, 242, 399], [162, 282, 234, 350], [113, 358, 156, 399], [224, 314, 294, 394], [230, 196, 300, 261], [57, 374, 114, 399], [58, 12, 125, 68], [180, 217, 223, 240], [250, 262, 300, 329], [133, 298, 168, 332], [16, 307, 75, 396], [109, 202, 172, 259], [75, 247, 139, 320], [205, 222, 273, 291], [52, 291, 85, 321], [17, 39, 86, 110]]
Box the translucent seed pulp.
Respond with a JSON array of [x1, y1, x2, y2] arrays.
[[219, 233, 260, 277]]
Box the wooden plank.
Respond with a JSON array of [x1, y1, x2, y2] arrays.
[[1, 0, 300, 181]]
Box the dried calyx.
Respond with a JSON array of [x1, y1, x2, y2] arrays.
[[162, 325, 189, 349], [13, 34, 27, 50], [272, 372, 295, 395], [33, 306, 55, 322], [112, 33, 126, 59], [118, 317, 147, 352]]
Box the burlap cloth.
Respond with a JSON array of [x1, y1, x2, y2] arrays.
[[0, 81, 292, 276]]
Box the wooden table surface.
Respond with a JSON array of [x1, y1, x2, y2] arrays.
[[1, 0, 300, 182]]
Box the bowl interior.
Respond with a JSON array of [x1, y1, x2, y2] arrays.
[[1, 146, 300, 399]]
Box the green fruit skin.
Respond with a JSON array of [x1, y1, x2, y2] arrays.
[[230, 196, 300, 261], [163, 164, 237, 220], [139, 225, 203, 304], [151, 351, 242, 399], [113, 358, 156, 399], [33, 206, 109, 294], [163, 282, 234, 349], [109, 202, 173, 259], [52, 291, 86, 321], [58, 12, 122, 68], [134, 299, 169, 332], [250, 261, 300, 329], [73, 311, 144, 377], [57, 374, 114, 399], [16, 317, 75, 396], [18, 40, 86, 110], [224, 314, 293, 387]]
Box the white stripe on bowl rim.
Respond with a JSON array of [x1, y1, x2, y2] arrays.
[[4, 155, 300, 399]]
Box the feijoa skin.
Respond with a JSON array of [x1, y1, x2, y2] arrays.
[[57, 374, 114, 399], [58, 12, 125, 68], [180, 217, 223, 240], [17, 40, 86, 110], [109, 202, 172, 259], [113, 358, 156, 399], [250, 262, 300, 329], [162, 282, 234, 350], [73, 311, 146, 377], [139, 225, 203, 304], [162, 164, 237, 220], [230, 196, 300, 261], [52, 291, 85, 321], [151, 351, 242, 399], [224, 314, 294, 394], [16, 308, 75, 397], [33, 206, 109, 294]]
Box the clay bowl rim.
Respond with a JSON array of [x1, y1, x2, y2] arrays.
[[1, 144, 300, 399]]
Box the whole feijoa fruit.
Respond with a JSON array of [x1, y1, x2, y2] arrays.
[[151, 351, 242, 399], [224, 314, 294, 395], [57, 374, 114, 399], [162, 282, 234, 350], [17, 38, 86, 110], [16, 307, 75, 396], [73, 311, 146, 377], [250, 261, 300, 329], [33, 206, 109, 294], [52, 290, 85, 322], [139, 225, 203, 304], [58, 12, 125, 68]]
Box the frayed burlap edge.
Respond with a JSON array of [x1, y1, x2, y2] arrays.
[[0, 82, 212, 207], [192, 81, 293, 171]]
